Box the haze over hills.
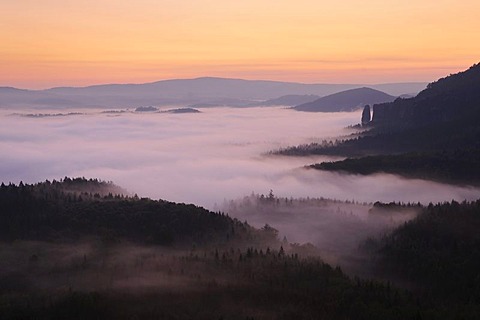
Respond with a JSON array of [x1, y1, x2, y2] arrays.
[[0, 87, 82, 108], [293, 87, 396, 112], [0, 77, 427, 109]]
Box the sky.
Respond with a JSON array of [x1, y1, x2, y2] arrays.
[[1, 0, 479, 89]]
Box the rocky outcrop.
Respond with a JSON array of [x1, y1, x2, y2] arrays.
[[361, 105, 371, 126]]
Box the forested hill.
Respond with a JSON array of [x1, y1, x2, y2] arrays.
[[0, 178, 272, 247], [3, 179, 480, 318], [372, 62, 480, 128], [373, 200, 480, 305], [312, 148, 480, 186], [275, 63, 480, 185], [293, 87, 395, 112], [277, 63, 480, 157]]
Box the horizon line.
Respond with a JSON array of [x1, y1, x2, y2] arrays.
[[1, 76, 431, 91]]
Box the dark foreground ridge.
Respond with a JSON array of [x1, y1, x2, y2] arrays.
[[371, 200, 480, 310], [0, 178, 263, 247], [2, 179, 480, 318]]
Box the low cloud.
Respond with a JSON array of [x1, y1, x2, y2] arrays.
[[218, 194, 419, 275], [0, 107, 478, 211]]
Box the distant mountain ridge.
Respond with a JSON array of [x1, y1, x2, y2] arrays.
[[293, 87, 396, 112], [0, 77, 427, 108]]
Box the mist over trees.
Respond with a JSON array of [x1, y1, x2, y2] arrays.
[[2, 179, 480, 318], [218, 191, 419, 275], [0, 178, 273, 248], [245, 63, 480, 317]]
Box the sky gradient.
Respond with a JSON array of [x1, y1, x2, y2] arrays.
[[1, 0, 479, 89]]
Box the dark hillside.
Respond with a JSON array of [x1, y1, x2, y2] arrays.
[[276, 63, 480, 186], [372, 63, 480, 128], [0, 179, 264, 247], [373, 200, 480, 305], [294, 87, 395, 112], [312, 148, 480, 186], [280, 63, 480, 156]]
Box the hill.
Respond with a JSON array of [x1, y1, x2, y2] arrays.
[[276, 63, 480, 184], [164, 107, 201, 114], [293, 87, 396, 112], [311, 148, 480, 186], [0, 87, 80, 108], [373, 200, 480, 305], [372, 63, 480, 128], [0, 77, 427, 108], [278, 63, 480, 155], [352, 63, 480, 153], [259, 94, 320, 106], [0, 178, 264, 247]]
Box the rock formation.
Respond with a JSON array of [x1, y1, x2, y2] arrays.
[[361, 104, 371, 126]]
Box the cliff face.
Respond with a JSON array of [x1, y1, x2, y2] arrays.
[[372, 97, 415, 126], [371, 63, 480, 128], [361, 105, 371, 126]]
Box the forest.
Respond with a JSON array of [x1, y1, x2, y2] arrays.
[[0, 178, 271, 247], [275, 63, 480, 186], [371, 200, 480, 317], [312, 148, 480, 186], [1, 179, 480, 319]]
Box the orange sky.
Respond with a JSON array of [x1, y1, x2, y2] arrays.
[[1, 0, 479, 89]]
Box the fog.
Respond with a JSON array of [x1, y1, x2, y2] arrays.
[[0, 240, 229, 295], [218, 194, 419, 275], [1, 106, 478, 211]]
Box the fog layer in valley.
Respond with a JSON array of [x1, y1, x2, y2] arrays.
[[1, 107, 478, 210], [218, 194, 419, 274]]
